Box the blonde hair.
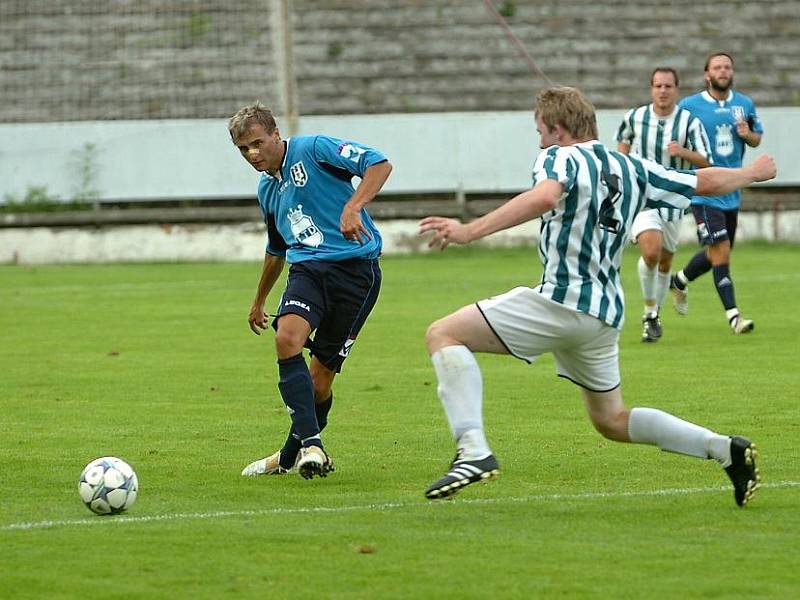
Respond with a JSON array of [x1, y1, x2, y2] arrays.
[[535, 87, 598, 140], [228, 101, 278, 139]]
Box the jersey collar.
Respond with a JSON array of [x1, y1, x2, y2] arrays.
[[649, 103, 678, 119], [265, 139, 289, 181], [701, 89, 734, 106]]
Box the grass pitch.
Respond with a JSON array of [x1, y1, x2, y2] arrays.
[[1, 243, 799, 598]]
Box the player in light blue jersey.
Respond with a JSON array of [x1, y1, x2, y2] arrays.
[[617, 67, 712, 343], [228, 102, 392, 480], [671, 52, 764, 333], [419, 86, 774, 506]]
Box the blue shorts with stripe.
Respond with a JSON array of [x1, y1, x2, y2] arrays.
[[273, 258, 381, 372], [691, 205, 739, 247]]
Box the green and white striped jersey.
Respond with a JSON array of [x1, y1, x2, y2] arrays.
[[532, 141, 697, 329], [615, 104, 712, 221]]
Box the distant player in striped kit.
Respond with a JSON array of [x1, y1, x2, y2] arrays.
[[616, 67, 712, 343], [671, 52, 764, 334], [419, 86, 774, 506]]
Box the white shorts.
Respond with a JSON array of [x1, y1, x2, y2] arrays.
[[476, 287, 620, 392], [631, 209, 681, 253]]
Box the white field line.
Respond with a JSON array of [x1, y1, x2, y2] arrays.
[[2, 481, 798, 532]]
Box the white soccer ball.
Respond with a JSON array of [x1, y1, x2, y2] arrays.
[[78, 456, 138, 515]]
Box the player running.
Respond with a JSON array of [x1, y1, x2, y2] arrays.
[[419, 86, 771, 506]]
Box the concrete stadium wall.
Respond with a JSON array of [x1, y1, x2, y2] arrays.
[[2, 213, 798, 265], [2, 108, 800, 205]]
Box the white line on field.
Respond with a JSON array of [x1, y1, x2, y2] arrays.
[[2, 481, 798, 532]]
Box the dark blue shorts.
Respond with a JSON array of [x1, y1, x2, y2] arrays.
[[691, 205, 739, 247], [273, 258, 381, 372]]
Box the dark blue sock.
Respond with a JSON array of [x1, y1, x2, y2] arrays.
[[315, 393, 333, 432], [279, 394, 333, 469], [277, 354, 321, 449], [279, 431, 301, 470], [712, 264, 737, 311], [683, 250, 712, 282]]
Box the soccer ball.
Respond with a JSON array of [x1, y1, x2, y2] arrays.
[[78, 456, 138, 515]]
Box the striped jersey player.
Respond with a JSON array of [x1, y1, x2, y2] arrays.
[[616, 67, 712, 343], [419, 86, 773, 507]]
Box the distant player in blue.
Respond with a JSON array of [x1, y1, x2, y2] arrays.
[[671, 52, 764, 334], [228, 102, 392, 480]]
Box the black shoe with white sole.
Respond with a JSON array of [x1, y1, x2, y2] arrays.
[[425, 454, 500, 500], [641, 314, 663, 343], [724, 436, 760, 506]]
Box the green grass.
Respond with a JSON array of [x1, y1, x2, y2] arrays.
[[1, 243, 799, 598]]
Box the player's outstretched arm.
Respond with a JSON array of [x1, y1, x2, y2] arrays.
[[695, 155, 776, 197], [249, 253, 285, 335], [420, 179, 562, 250]]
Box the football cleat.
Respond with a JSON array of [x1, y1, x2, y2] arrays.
[[296, 446, 335, 480], [641, 313, 663, 343], [241, 450, 294, 476], [731, 316, 754, 334], [425, 453, 500, 500], [724, 436, 760, 506], [670, 276, 689, 315]]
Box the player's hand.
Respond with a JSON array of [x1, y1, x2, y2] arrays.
[[748, 155, 777, 183], [248, 305, 269, 335], [419, 216, 469, 250], [340, 206, 371, 245], [736, 119, 751, 138], [666, 141, 683, 157]]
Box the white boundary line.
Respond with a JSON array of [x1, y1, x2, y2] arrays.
[[3, 481, 798, 532]]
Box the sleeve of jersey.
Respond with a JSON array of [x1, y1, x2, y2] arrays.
[[748, 101, 764, 134], [257, 181, 288, 257], [265, 213, 288, 256], [312, 135, 388, 177], [615, 110, 634, 144], [531, 146, 575, 190], [688, 117, 713, 164], [642, 160, 697, 213]]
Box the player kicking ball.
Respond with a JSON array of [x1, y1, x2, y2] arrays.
[[229, 102, 391, 480], [419, 87, 768, 506]]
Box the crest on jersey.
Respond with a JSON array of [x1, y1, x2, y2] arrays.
[[715, 124, 734, 158], [290, 161, 308, 187], [288, 204, 323, 247]]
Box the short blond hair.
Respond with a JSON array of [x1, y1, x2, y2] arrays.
[[228, 101, 278, 140], [535, 87, 598, 140]]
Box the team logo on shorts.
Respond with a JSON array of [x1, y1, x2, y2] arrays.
[[290, 161, 308, 187], [338, 337, 356, 358]]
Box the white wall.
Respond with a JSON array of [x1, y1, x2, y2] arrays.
[[2, 108, 798, 204]]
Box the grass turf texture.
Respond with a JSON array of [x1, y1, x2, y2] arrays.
[[1, 243, 799, 598]]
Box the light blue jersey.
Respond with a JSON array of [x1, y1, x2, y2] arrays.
[[257, 135, 387, 263], [679, 90, 763, 210]]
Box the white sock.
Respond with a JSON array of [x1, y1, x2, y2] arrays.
[[431, 346, 492, 459], [655, 270, 671, 311], [628, 407, 731, 465], [638, 256, 657, 313]]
